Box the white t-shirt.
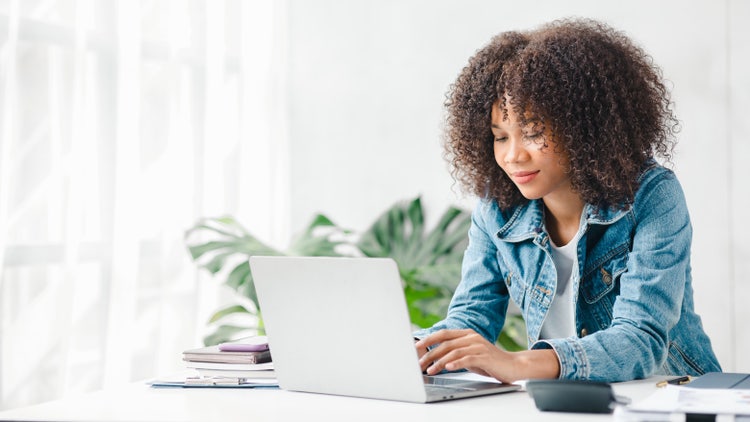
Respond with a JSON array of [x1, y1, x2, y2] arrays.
[[539, 231, 581, 340]]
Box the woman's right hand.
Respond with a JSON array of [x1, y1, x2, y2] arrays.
[[414, 338, 429, 359]]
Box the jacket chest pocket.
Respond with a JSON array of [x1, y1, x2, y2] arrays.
[[579, 251, 628, 326]]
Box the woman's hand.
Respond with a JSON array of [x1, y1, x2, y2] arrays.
[[415, 338, 429, 359], [415, 328, 560, 383]]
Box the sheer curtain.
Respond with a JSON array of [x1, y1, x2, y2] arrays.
[[0, 0, 288, 409]]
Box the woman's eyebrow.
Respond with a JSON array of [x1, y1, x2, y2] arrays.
[[491, 122, 516, 131]]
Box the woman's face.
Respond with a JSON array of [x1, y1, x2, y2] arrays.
[[490, 102, 573, 203]]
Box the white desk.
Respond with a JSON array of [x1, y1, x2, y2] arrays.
[[0, 377, 664, 422], [0, 379, 657, 422]]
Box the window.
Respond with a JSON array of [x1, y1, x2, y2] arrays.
[[0, 0, 287, 409]]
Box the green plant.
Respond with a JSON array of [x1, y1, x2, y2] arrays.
[[356, 197, 469, 328], [356, 197, 526, 350], [185, 196, 526, 351]]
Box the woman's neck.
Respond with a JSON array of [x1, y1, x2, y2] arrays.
[[543, 193, 585, 247]]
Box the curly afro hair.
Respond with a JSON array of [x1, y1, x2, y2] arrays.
[[444, 18, 679, 210]]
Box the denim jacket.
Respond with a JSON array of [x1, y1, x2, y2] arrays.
[[415, 164, 721, 381]]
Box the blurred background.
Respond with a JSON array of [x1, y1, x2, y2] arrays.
[[0, 0, 748, 410]]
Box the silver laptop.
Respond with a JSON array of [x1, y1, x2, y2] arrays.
[[249, 256, 521, 403]]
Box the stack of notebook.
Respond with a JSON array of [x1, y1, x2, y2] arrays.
[[182, 335, 276, 383]]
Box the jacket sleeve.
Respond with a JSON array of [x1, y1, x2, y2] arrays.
[[532, 170, 692, 381]]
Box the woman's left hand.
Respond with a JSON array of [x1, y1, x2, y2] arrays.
[[415, 328, 559, 383]]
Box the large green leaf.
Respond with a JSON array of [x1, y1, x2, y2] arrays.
[[287, 214, 352, 257], [208, 304, 252, 324]]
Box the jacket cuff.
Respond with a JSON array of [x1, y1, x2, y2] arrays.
[[531, 337, 590, 380]]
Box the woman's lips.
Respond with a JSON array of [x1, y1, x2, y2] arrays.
[[511, 170, 539, 184]]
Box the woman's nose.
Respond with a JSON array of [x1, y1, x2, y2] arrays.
[[503, 137, 527, 164]]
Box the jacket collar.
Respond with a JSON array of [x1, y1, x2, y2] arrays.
[[496, 199, 631, 242]]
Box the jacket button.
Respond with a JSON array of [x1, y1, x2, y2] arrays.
[[580, 328, 588, 337], [600, 268, 612, 285]]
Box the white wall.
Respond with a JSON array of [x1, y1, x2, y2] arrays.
[[284, 0, 749, 372], [729, 0, 750, 373]]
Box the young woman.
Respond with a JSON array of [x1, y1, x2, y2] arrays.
[[414, 18, 721, 383]]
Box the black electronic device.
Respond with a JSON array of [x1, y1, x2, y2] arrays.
[[526, 379, 630, 413]]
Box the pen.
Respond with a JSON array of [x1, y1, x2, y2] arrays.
[[656, 375, 692, 387]]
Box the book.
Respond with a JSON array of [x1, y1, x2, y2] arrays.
[[182, 345, 272, 364], [184, 361, 276, 380], [182, 337, 275, 380], [184, 361, 274, 371], [218, 335, 269, 352]]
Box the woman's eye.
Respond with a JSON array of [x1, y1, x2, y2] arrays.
[[494, 136, 508, 143], [523, 132, 542, 140]]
